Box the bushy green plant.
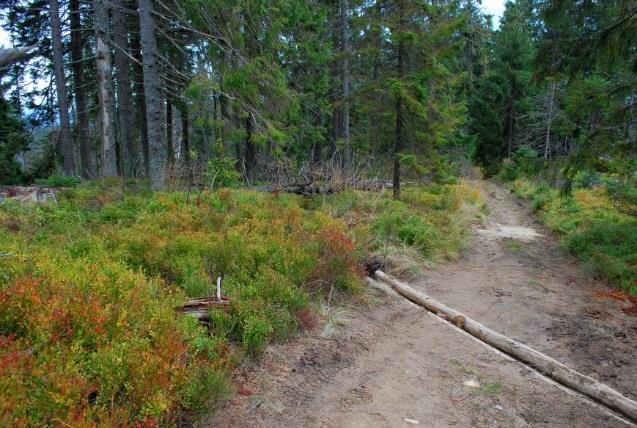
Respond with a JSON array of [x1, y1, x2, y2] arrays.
[[179, 367, 230, 414], [205, 158, 241, 189], [603, 177, 637, 215], [35, 173, 82, 187], [314, 183, 482, 263], [373, 207, 438, 255], [509, 177, 637, 294], [573, 170, 601, 189], [241, 315, 274, 355], [498, 146, 541, 181], [530, 185, 553, 212], [498, 159, 519, 181], [0, 184, 368, 425], [565, 221, 637, 294], [512, 145, 538, 163]]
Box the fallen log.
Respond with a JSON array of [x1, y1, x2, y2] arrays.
[[177, 276, 229, 324], [253, 181, 337, 196], [0, 186, 59, 204], [178, 296, 230, 323], [374, 270, 637, 423]]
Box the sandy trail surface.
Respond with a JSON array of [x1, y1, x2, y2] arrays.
[[207, 181, 637, 427]]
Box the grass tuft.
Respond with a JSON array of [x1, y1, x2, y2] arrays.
[[510, 178, 637, 294]]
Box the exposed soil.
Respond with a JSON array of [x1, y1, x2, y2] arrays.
[[205, 181, 637, 427]]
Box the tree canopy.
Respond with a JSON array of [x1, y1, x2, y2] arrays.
[[0, 0, 634, 193]]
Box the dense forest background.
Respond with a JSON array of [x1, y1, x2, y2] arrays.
[[0, 0, 635, 195]]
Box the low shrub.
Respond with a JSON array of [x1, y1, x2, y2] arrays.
[[373, 206, 438, 255], [205, 158, 241, 189], [508, 177, 637, 294], [565, 221, 637, 293], [0, 180, 483, 425], [35, 173, 82, 188], [314, 181, 483, 265], [496, 146, 544, 181], [0, 185, 365, 425]]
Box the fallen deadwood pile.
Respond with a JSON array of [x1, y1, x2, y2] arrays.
[[177, 296, 229, 325], [254, 181, 337, 196], [254, 179, 420, 196], [0, 186, 59, 204], [177, 276, 229, 325], [373, 270, 637, 423], [284, 182, 337, 196]]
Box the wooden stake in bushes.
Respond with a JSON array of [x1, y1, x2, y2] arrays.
[[374, 270, 637, 423]]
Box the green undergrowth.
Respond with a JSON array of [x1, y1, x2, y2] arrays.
[[311, 182, 485, 274], [0, 180, 482, 425], [510, 178, 637, 295]]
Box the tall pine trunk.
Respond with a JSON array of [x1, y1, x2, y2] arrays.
[[544, 82, 556, 160], [139, 0, 166, 189], [113, 0, 136, 177], [49, 0, 76, 176], [245, 116, 255, 183], [180, 108, 190, 166], [505, 100, 515, 158], [166, 97, 174, 168], [95, 0, 118, 177], [70, 0, 93, 178], [131, 29, 150, 177], [340, 0, 351, 171], [393, 0, 406, 200]]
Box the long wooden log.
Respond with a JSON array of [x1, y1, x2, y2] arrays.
[[374, 270, 637, 423]]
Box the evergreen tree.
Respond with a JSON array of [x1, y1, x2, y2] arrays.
[[471, 0, 536, 173], [48, 0, 75, 175], [538, 0, 637, 182], [0, 95, 29, 184]]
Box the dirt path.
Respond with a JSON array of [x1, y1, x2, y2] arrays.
[[206, 181, 637, 427]]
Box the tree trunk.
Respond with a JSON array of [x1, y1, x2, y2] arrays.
[[131, 29, 150, 177], [113, 0, 136, 177], [505, 100, 515, 158], [210, 92, 219, 158], [544, 82, 556, 161], [49, 0, 76, 176], [70, 0, 94, 178], [371, 0, 382, 81], [245, 115, 255, 183], [340, 0, 351, 171], [393, 0, 406, 200], [166, 97, 174, 167], [180, 108, 190, 166], [371, 0, 383, 154], [331, 107, 341, 160], [139, 0, 166, 189], [95, 0, 118, 177]]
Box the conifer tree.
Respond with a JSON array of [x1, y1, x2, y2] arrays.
[[49, 0, 75, 175]]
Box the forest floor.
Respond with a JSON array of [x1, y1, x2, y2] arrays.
[[206, 181, 637, 427]]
